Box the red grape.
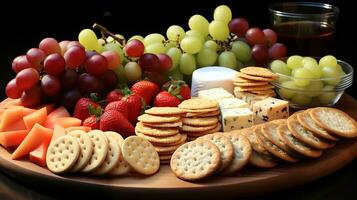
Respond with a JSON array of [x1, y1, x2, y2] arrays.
[[15, 68, 40, 91], [102, 51, 120, 69], [98, 70, 118, 89], [86, 51, 98, 59], [64, 46, 86, 69], [59, 40, 70, 55], [245, 27, 266, 45], [157, 54, 172, 71], [6, 79, 22, 99], [252, 44, 269, 63], [39, 38, 61, 55], [124, 39, 145, 57], [229, 18, 249, 37], [145, 72, 168, 86], [263, 29, 277, 47], [44, 53, 65, 75], [85, 54, 108, 75], [41, 74, 61, 96], [138, 53, 160, 72], [59, 69, 78, 89], [269, 43, 287, 59], [78, 73, 104, 94], [13, 55, 32, 73], [67, 41, 84, 49], [26, 48, 46, 68], [62, 89, 82, 110], [21, 85, 42, 108]]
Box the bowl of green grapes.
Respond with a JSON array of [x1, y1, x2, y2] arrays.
[[268, 55, 353, 109]]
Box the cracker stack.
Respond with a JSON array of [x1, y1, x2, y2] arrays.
[[135, 107, 187, 164], [178, 99, 222, 141], [233, 67, 278, 97]]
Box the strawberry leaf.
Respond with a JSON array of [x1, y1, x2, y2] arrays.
[[88, 105, 103, 117]]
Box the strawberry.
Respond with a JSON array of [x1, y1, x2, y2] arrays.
[[83, 116, 99, 130], [162, 79, 191, 100], [73, 97, 100, 121], [179, 84, 191, 100], [99, 110, 135, 137], [131, 80, 159, 105], [105, 100, 129, 119], [106, 89, 123, 103], [153, 91, 181, 107], [123, 93, 144, 125]]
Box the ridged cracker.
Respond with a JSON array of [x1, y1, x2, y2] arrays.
[[249, 151, 278, 168], [237, 72, 276, 82], [184, 123, 222, 137], [93, 135, 120, 175], [138, 114, 180, 123], [143, 121, 182, 128], [135, 122, 179, 137], [104, 131, 124, 146], [181, 107, 219, 113], [242, 127, 271, 156], [170, 140, 221, 181], [235, 84, 274, 92], [182, 117, 219, 126], [67, 130, 94, 172], [154, 138, 186, 153], [151, 134, 187, 147], [234, 81, 269, 87], [180, 123, 218, 132], [261, 122, 295, 153], [240, 67, 278, 78], [136, 131, 182, 145], [233, 76, 260, 83], [46, 136, 80, 174], [185, 110, 220, 117], [107, 132, 131, 176], [122, 136, 160, 175], [179, 99, 218, 110], [145, 107, 186, 115]]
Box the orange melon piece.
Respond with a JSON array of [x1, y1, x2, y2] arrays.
[[51, 125, 66, 143], [36, 104, 55, 114], [1, 119, 27, 132], [65, 126, 91, 133], [29, 136, 52, 167], [11, 124, 53, 160], [0, 130, 29, 148], [23, 107, 48, 130], [0, 98, 22, 109], [45, 117, 82, 129], [43, 106, 70, 128], [0, 106, 35, 131]]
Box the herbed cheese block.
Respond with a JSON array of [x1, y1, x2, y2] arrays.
[[221, 108, 254, 132], [234, 90, 271, 109], [253, 97, 289, 124], [198, 88, 234, 101], [217, 98, 249, 109]]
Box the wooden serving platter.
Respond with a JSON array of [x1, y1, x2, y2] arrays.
[[1, 94, 357, 200]]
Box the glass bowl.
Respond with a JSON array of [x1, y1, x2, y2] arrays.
[[268, 58, 353, 109]]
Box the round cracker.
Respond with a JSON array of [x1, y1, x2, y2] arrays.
[[170, 140, 221, 181], [237, 72, 276, 82], [122, 136, 160, 175], [93, 135, 120, 175], [104, 131, 124, 146], [240, 67, 277, 78], [143, 121, 182, 128], [136, 131, 182, 145], [182, 117, 219, 126], [151, 134, 187, 147], [178, 99, 218, 110], [249, 151, 278, 168], [135, 122, 179, 137], [46, 136, 80, 174], [154, 140, 186, 154], [67, 130, 94, 172], [234, 81, 269, 87], [138, 114, 180, 123], [145, 107, 185, 115], [185, 110, 220, 118], [235, 84, 274, 92], [180, 123, 218, 132], [107, 132, 131, 176], [242, 127, 271, 156], [184, 123, 222, 137], [261, 122, 294, 153], [233, 76, 258, 83]]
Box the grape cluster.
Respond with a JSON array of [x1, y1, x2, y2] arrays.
[[6, 37, 120, 109]]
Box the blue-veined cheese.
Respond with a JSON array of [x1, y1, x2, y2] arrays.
[[221, 108, 254, 132], [253, 97, 289, 124]]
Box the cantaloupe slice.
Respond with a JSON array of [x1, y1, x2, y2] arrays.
[[29, 137, 52, 167], [45, 117, 82, 129], [43, 106, 70, 128], [23, 107, 47, 130], [51, 125, 66, 143], [1, 119, 27, 132], [11, 124, 53, 160], [36, 104, 55, 114], [65, 126, 91, 133], [0, 130, 29, 148], [0, 106, 35, 131], [0, 98, 22, 109]]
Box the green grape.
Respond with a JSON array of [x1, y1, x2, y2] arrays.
[[144, 33, 165, 46], [291, 67, 301, 76], [106, 34, 126, 46], [287, 55, 303, 69], [164, 42, 176, 52], [180, 37, 203, 54], [213, 5, 232, 24], [279, 76, 291, 83], [303, 62, 321, 78], [188, 15, 209, 37], [166, 47, 182, 71], [293, 68, 313, 87], [218, 51, 237, 69], [203, 40, 218, 51], [196, 48, 218, 67], [166, 67, 184, 80], [318, 85, 336, 104], [78, 29, 99, 51], [145, 43, 166, 54], [319, 55, 337, 68], [124, 62, 142, 82], [97, 38, 106, 53], [179, 53, 196, 75], [185, 30, 205, 43], [292, 94, 312, 106], [103, 43, 124, 63], [335, 63, 344, 72], [321, 66, 342, 86], [129, 35, 144, 42], [279, 81, 297, 99], [231, 41, 251, 62], [305, 81, 324, 97], [302, 57, 318, 66], [112, 65, 127, 84], [209, 20, 229, 41], [236, 60, 244, 70], [270, 60, 291, 75], [167, 25, 185, 42]]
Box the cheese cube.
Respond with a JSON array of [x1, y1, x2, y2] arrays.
[[198, 87, 234, 101], [221, 108, 254, 132], [253, 97, 289, 124], [234, 89, 272, 109], [218, 98, 249, 109]]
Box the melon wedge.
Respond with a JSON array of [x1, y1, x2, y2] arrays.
[[65, 126, 91, 133], [51, 125, 66, 142], [23, 107, 48, 130], [0, 98, 22, 109], [29, 139, 51, 167], [45, 117, 82, 129], [37, 104, 55, 114], [0, 130, 29, 148], [1, 119, 27, 132], [43, 106, 70, 128], [11, 124, 53, 160], [0, 106, 35, 131]]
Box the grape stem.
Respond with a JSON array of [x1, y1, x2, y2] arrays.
[[92, 23, 124, 45]]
